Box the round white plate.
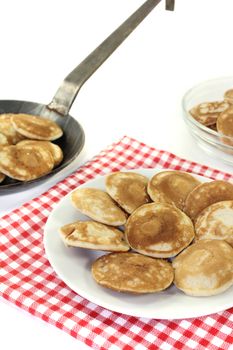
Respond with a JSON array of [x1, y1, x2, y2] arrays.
[[44, 168, 233, 319]]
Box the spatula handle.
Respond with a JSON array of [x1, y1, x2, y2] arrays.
[[48, 0, 174, 116]]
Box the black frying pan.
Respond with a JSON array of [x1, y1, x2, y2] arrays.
[[0, 0, 174, 193]]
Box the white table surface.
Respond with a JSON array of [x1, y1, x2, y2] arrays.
[[0, 1, 233, 349]]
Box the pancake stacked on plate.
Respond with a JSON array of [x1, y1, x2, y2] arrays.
[[0, 113, 63, 183], [59, 170, 233, 296]]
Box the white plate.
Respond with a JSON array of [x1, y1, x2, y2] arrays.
[[44, 168, 233, 320]]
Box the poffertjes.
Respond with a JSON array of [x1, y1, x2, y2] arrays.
[[92, 252, 174, 293], [184, 180, 233, 221], [147, 170, 200, 210], [189, 101, 229, 126], [71, 188, 127, 226], [0, 143, 54, 181], [11, 113, 63, 141], [172, 240, 233, 296], [195, 200, 233, 247], [0, 114, 25, 145], [216, 106, 233, 146], [105, 171, 150, 214], [60, 221, 129, 252], [17, 140, 63, 167], [125, 203, 194, 258]]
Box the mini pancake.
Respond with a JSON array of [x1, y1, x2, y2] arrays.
[[189, 101, 229, 126], [147, 171, 200, 210], [0, 114, 25, 144], [105, 171, 150, 214], [195, 201, 233, 247], [92, 252, 174, 294], [60, 221, 129, 251], [184, 180, 233, 221], [224, 89, 233, 104], [71, 188, 127, 226], [17, 140, 63, 167], [216, 106, 233, 146], [125, 203, 194, 258], [11, 113, 63, 141], [172, 240, 233, 296], [0, 172, 5, 183], [0, 143, 54, 181]]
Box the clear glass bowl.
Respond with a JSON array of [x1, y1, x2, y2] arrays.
[[182, 76, 233, 165]]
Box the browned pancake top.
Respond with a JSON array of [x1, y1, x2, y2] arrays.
[[125, 203, 194, 258], [173, 240, 233, 296], [217, 106, 233, 138], [147, 171, 200, 210], [92, 252, 174, 293], [184, 180, 233, 221], [0, 144, 54, 181], [11, 114, 63, 140], [106, 172, 150, 213]]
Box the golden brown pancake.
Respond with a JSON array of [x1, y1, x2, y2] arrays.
[[0, 114, 25, 144], [224, 89, 233, 104], [189, 101, 229, 126], [59, 221, 129, 252], [0, 143, 54, 181], [195, 201, 233, 247], [147, 171, 200, 210], [92, 252, 174, 293], [172, 240, 233, 296], [216, 106, 233, 146], [11, 113, 63, 141], [0, 172, 5, 183], [17, 140, 63, 167], [184, 180, 233, 221], [71, 188, 127, 226], [125, 203, 194, 258], [105, 171, 150, 214]]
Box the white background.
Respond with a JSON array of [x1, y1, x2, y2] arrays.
[[0, 1, 233, 349]]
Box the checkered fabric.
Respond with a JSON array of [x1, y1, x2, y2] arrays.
[[1, 136, 233, 350]]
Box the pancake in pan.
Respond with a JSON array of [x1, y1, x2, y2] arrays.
[[195, 201, 233, 247], [172, 240, 233, 296], [105, 171, 150, 214], [0, 143, 54, 181], [0, 114, 25, 144], [125, 203, 194, 258], [11, 113, 63, 141], [147, 170, 200, 210], [71, 188, 128, 226], [17, 140, 63, 167], [184, 180, 233, 221], [60, 221, 129, 252], [92, 252, 174, 293]]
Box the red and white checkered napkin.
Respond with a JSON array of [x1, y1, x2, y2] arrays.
[[1, 136, 233, 350]]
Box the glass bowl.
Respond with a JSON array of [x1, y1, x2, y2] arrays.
[[182, 76, 233, 165]]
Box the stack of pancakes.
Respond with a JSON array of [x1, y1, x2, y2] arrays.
[[0, 113, 63, 183], [59, 170, 233, 296], [189, 88, 233, 145]]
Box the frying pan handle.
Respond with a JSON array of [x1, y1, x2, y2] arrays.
[[48, 0, 175, 116]]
